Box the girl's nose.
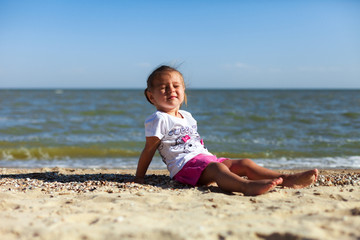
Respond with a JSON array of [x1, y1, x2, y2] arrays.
[[167, 85, 175, 93]]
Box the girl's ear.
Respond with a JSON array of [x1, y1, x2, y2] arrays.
[[145, 90, 155, 105]]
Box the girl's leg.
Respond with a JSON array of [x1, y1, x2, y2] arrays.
[[198, 162, 283, 196], [222, 158, 318, 189]]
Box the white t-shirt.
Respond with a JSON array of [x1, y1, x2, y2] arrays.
[[145, 110, 212, 178]]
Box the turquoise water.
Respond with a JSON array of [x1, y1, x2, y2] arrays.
[[1, 89, 359, 169]]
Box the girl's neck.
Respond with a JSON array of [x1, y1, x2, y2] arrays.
[[158, 108, 183, 118]]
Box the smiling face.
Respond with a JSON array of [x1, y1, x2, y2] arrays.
[[146, 71, 185, 116]]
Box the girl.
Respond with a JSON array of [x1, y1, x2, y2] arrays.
[[135, 65, 318, 196]]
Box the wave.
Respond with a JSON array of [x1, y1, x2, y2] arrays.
[[1, 146, 359, 169], [0, 147, 140, 161], [1, 144, 359, 161]]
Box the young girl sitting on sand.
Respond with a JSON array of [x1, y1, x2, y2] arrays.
[[135, 65, 318, 196]]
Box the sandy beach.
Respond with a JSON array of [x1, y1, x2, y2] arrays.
[[0, 168, 359, 240]]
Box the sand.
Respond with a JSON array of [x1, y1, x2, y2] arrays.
[[0, 168, 359, 240]]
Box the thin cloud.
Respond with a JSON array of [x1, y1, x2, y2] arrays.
[[222, 62, 254, 70], [267, 67, 282, 73], [297, 66, 343, 73], [137, 62, 152, 68], [234, 62, 251, 69]]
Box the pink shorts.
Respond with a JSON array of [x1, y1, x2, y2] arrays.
[[173, 154, 228, 186]]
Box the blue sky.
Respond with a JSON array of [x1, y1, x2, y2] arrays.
[[1, 0, 359, 89]]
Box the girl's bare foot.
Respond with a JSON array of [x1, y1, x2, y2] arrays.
[[243, 177, 283, 196], [281, 169, 318, 189]]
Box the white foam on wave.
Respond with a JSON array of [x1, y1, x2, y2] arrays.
[[256, 156, 360, 169]]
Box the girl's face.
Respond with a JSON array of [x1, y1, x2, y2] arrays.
[[147, 71, 185, 114]]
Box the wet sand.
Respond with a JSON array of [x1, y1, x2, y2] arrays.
[[0, 168, 359, 240]]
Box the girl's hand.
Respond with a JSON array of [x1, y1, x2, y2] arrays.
[[134, 176, 145, 184]]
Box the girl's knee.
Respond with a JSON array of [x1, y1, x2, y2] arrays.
[[207, 162, 232, 178], [208, 161, 229, 172], [226, 158, 255, 174], [229, 158, 254, 168], [240, 158, 255, 166]]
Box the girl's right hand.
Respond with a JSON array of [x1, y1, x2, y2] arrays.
[[134, 176, 145, 184]]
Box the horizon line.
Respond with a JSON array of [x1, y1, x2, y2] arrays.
[[1, 87, 360, 91]]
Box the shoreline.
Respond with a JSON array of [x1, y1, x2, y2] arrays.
[[1, 168, 359, 240]]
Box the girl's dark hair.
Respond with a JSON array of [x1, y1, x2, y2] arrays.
[[144, 65, 187, 105]]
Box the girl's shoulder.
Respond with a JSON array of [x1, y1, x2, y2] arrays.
[[145, 111, 165, 123], [179, 110, 194, 120]]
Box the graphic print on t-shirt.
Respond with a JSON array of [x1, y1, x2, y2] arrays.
[[172, 135, 200, 153], [169, 125, 203, 153]]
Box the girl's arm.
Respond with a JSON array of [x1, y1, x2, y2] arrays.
[[134, 136, 161, 183]]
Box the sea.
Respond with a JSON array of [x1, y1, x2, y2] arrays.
[[1, 89, 359, 170]]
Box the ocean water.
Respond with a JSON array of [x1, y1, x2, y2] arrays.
[[1, 89, 359, 169]]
